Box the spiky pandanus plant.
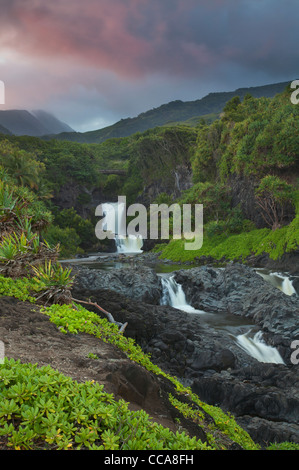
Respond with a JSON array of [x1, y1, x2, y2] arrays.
[[0, 231, 59, 278], [31, 260, 75, 305]]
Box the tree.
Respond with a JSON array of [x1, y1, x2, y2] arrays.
[[255, 175, 295, 230], [0, 140, 45, 189]]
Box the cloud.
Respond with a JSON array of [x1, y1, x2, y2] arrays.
[[0, 0, 296, 79], [0, 0, 298, 130]]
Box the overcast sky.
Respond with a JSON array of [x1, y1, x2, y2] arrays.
[[0, 0, 298, 132]]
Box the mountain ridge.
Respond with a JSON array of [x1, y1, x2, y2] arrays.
[[0, 80, 291, 142], [0, 109, 74, 137], [43, 80, 291, 144]]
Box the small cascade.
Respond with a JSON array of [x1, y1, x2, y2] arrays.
[[281, 276, 297, 296], [116, 235, 143, 253], [101, 202, 143, 254], [236, 330, 285, 364], [160, 275, 205, 314], [256, 270, 296, 296]]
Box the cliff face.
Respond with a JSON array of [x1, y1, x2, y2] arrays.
[[52, 183, 116, 219], [229, 174, 296, 229], [137, 163, 193, 206]]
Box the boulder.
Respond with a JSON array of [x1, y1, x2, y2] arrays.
[[73, 265, 163, 305]]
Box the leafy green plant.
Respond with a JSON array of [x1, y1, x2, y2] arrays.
[[31, 260, 74, 305], [0, 274, 44, 302], [0, 230, 58, 278], [0, 358, 212, 450]]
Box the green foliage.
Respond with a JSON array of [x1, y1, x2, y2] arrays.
[[0, 167, 52, 236], [217, 91, 298, 179], [51, 207, 96, 252], [31, 260, 74, 305], [42, 225, 82, 259], [255, 175, 295, 230], [32, 261, 73, 289], [0, 140, 45, 190], [157, 210, 298, 263], [266, 442, 299, 451], [0, 358, 211, 450], [167, 89, 298, 263], [222, 96, 244, 122], [0, 276, 260, 450], [0, 229, 58, 278], [103, 174, 122, 195], [180, 181, 232, 224], [158, 229, 268, 263], [0, 275, 43, 302], [130, 127, 197, 183], [191, 120, 223, 183]]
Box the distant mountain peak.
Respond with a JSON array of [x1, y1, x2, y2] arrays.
[[0, 109, 74, 137]]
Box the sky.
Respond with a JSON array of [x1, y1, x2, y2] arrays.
[[0, 0, 298, 132]]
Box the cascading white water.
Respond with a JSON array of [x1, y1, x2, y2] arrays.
[[281, 276, 296, 296], [160, 275, 205, 314], [101, 202, 143, 254], [236, 330, 285, 364], [256, 270, 296, 296]]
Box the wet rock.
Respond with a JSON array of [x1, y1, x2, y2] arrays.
[[73, 264, 163, 305], [71, 262, 299, 445], [173, 263, 299, 364]]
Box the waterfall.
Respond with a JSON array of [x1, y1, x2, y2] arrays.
[[256, 270, 296, 296], [115, 235, 143, 253], [281, 276, 297, 296], [160, 275, 205, 314], [101, 202, 143, 254], [236, 330, 285, 364]]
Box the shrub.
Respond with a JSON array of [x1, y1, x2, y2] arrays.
[[31, 261, 74, 305]]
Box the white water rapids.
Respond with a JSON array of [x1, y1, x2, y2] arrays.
[[160, 275, 205, 314], [160, 274, 285, 364], [236, 330, 285, 364], [256, 270, 296, 296]]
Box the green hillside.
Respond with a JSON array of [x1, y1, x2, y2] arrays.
[[43, 81, 290, 144], [157, 86, 299, 263], [0, 83, 298, 262]]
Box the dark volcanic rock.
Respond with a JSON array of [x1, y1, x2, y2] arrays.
[[71, 262, 299, 446], [174, 263, 299, 364], [73, 265, 163, 305], [192, 363, 299, 446]]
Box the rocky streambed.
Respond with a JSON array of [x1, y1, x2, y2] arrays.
[[70, 260, 299, 447]]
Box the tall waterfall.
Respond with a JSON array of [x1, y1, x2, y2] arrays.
[[160, 275, 205, 314], [236, 330, 285, 364], [101, 202, 143, 253]]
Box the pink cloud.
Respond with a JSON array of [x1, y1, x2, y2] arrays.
[[0, 0, 222, 79], [0, 1, 156, 78]]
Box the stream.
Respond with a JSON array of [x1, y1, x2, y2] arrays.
[[63, 246, 297, 365], [64, 200, 298, 365]]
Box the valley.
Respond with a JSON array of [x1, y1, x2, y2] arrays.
[[0, 81, 298, 450]]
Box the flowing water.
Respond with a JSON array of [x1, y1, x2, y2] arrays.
[[101, 201, 143, 253], [63, 203, 297, 365], [255, 269, 297, 296], [160, 275, 206, 314], [159, 273, 286, 364], [236, 330, 285, 364]]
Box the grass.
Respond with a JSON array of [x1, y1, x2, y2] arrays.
[[157, 221, 298, 263]]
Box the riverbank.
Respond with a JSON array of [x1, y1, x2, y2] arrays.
[[68, 258, 299, 446], [1, 248, 298, 448], [0, 285, 260, 450]]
